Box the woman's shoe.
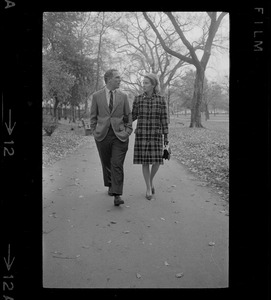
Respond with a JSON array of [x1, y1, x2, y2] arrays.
[[151, 187, 155, 194], [145, 193, 152, 200]]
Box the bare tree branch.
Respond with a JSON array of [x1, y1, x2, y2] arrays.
[[142, 12, 194, 65], [164, 12, 200, 65], [201, 12, 228, 68]]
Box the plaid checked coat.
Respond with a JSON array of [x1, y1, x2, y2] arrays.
[[132, 92, 169, 164]]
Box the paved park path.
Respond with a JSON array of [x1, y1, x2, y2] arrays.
[[42, 131, 229, 288]]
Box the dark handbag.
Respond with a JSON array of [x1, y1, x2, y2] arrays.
[[162, 145, 171, 160]]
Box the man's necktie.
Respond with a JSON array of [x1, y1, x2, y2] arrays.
[[109, 90, 113, 113]]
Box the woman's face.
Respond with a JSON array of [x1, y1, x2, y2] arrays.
[[143, 77, 155, 94]]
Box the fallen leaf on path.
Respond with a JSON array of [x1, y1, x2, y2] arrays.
[[160, 217, 165, 221], [175, 273, 184, 278], [52, 255, 78, 259], [107, 240, 112, 244], [123, 231, 130, 234], [52, 251, 62, 255], [82, 245, 90, 249], [79, 195, 84, 198], [209, 242, 215, 246], [110, 221, 117, 224], [49, 213, 57, 218], [164, 261, 169, 266], [136, 273, 142, 279]]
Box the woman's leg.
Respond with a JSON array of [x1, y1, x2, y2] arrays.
[[150, 163, 160, 192], [142, 164, 152, 196]]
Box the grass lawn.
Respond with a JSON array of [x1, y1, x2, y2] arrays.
[[169, 114, 229, 202]]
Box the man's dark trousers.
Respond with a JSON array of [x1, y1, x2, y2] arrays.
[[95, 126, 129, 196]]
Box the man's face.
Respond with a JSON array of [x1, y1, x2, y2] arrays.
[[109, 71, 121, 90]]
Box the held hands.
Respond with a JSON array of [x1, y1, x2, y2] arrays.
[[123, 115, 128, 124]]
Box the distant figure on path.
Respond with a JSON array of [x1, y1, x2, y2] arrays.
[[132, 73, 169, 200], [90, 69, 133, 206]]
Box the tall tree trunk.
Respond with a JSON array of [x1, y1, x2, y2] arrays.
[[95, 13, 105, 92], [204, 103, 210, 121], [71, 105, 76, 123], [53, 96, 59, 121], [84, 98, 88, 115], [64, 104, 67, 120], [78, 106, 81, 120], [190, 67, 204, 128]]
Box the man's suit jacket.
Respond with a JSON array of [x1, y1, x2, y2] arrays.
[[90, 88, 133, 142]]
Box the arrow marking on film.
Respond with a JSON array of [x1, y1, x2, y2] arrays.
[[4, 244, 15, 271], [5, 109, 16, 135]]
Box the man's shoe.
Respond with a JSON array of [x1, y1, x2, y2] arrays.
[[114, 196, 124, 206], [108, 187, 114, 196]]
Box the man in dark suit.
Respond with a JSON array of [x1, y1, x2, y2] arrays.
[[90, 69, 133, 206]]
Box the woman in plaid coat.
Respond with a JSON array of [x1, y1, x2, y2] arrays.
[[132, 73, 169, 200]]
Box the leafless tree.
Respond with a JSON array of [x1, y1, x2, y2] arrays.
[[114, 12, 187, 96], [143, 11, 228, 127]]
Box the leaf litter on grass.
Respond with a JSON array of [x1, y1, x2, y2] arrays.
[[169, 118, 229, 202], [43, 122, 91, 167]]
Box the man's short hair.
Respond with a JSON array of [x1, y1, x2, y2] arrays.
[[104, 69, 118, 84]]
